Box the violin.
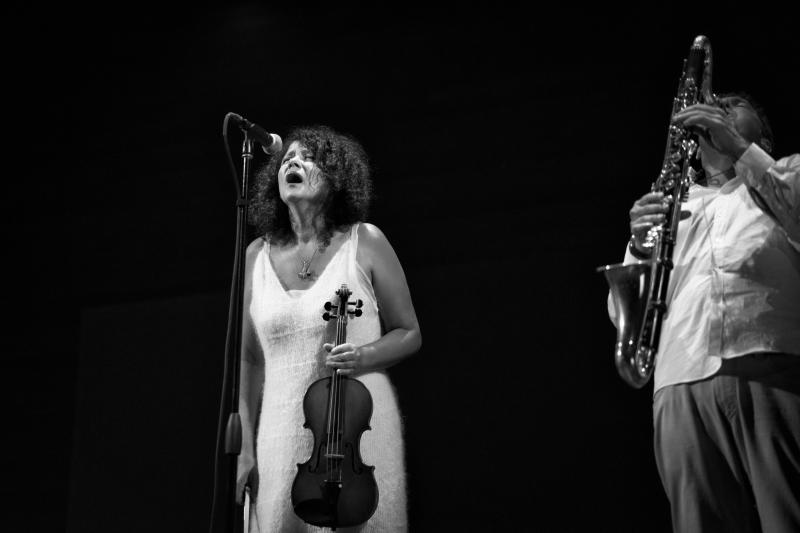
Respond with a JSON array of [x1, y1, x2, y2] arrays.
[[291, 284, 378, 529]]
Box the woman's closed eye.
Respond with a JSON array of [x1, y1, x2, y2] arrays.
[[282, 153, 314, 165]]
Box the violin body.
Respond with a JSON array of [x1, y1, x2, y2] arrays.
[[291, 284, 378, 529], [292, 375, 378, 528]]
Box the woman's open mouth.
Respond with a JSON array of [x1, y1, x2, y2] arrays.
[[286, 172, 303, 184]]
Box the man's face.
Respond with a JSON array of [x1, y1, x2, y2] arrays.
[[719, 96, 765, 147]]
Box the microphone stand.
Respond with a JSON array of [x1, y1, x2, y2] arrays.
[[210, 127, 255, 533]]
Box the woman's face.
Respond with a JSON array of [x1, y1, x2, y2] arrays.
[[278, 141, 330, 205]]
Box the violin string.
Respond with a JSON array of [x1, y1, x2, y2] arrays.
[[333, 306, 344, 481], [338, 318, 345, 482], [333, 317, 339, 480], [326, 316, 338, 480], [334, 317, 342, 479], [336, 290, 350, 483], [325, 287, 351, 484], [326, 369, 332, 479], [341, 316, 348, 481]]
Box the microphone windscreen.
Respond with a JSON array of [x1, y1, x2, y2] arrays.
[[262, 133, 283, 155]]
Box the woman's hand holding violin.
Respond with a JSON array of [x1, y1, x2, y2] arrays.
[[324, 343, 366, 376]]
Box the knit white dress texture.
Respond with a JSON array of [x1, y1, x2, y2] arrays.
[[248, 224, 407, 532]]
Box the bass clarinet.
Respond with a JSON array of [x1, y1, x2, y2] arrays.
[[597, 35, 718, 389]]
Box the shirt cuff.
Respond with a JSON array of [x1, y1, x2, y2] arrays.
[[623, 240, 647, 265], [735, 143, 776, 189]]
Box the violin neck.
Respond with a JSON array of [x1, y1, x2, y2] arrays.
[[329, 311, 348, 422], [334, 315, 348, 349]]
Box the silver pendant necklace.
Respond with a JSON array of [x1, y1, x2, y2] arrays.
[[297, 243, 321, 280]]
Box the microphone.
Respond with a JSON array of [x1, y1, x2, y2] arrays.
[[228, 113, 283, 155]]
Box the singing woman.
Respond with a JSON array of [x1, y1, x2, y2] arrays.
[[237, 125, 421, 532]]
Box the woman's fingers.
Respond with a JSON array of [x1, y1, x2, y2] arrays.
[[326, 342, 355, 355], [325, 344, 361, 375], [326, 356, 356, 371], [326, 351, 354, 362]]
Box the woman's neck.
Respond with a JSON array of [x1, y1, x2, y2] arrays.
[[288, 202, 326, 244]]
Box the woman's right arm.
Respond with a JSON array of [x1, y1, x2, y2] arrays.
[[237, 238, 265, 503]]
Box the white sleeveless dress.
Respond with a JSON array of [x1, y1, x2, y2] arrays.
[[248, 223, 407, 532]]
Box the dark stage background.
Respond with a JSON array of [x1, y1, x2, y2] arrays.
[[8, 6, 799, 532]]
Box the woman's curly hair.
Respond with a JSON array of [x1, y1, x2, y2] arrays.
[[249, 125, 373, 247]]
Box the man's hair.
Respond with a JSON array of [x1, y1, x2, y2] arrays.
[[719, 91, 775, 154], [248, 125, 372, 246]]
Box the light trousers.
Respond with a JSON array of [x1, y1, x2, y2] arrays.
[[654, 353, 800, 533]]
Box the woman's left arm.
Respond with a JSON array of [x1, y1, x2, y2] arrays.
[[325, 223, 422, 375]]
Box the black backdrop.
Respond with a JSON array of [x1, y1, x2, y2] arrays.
[[8, 5, 800, 532]]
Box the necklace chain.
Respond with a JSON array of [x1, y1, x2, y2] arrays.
[[297, 240, 322, 280]]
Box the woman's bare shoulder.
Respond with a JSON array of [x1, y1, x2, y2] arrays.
[[357, 222, 389, 248], [356, 222, 403, 274], [245, 237, 266, 270], [247, 237, 266, 254]]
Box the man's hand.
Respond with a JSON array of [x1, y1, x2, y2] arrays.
[[630, 191, 671, 252], [672, 103, 751, 160]]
